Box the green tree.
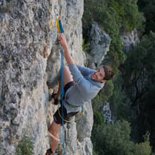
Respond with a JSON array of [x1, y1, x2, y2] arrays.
[[138, 0, 155, 34], [122, 32, 155, 151], [92, 80, 114, 112], [134, 141, 152, 155], [92, 120, 134, 155], [92, 120, 152, 155], [110, 75, 131, 121]]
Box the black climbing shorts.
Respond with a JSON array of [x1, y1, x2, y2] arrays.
[[64, 81, 75, 94], [53, 81, 78, 125], [53, 106, 78, 125]]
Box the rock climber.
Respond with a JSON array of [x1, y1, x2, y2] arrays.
[[45, 34, 114, 155]]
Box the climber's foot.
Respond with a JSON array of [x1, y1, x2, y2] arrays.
[[45, 148, 53, 155]]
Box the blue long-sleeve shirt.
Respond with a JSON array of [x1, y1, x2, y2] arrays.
[[63, 64, 104, 113]]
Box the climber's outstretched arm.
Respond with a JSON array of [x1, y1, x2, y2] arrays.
[[58, 34, 74, 65]]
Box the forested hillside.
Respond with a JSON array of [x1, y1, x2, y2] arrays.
[[83, 0, 155, 154]]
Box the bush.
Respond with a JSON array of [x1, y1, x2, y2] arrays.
[[92, 120, 134, 155], [92, 120, 152, 155], [134, 141, 152, 155], [16, 136, 33, 155]]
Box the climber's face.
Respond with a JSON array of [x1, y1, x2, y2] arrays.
[[91, 67, 105, 83]]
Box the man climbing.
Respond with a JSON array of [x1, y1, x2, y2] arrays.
[[46, 34, 114, 155]]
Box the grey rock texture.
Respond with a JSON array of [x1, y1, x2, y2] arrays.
[[87, 22, 111, 68], [121, 29, 139, 52], [0, 1, 51, 155], [103, 102, 113, 124]]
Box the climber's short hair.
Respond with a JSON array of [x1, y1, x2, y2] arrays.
[[102, 65, 114, 80]]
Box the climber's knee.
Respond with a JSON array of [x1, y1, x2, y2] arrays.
[[48, 131, 60, 142], [48, 121, 61, 133], [48, 122, 61, 142]]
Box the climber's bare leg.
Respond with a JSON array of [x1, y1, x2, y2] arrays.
[[48, 121, 61, 154], [64, 66, 74, 85], [47, 67, 73, 153]]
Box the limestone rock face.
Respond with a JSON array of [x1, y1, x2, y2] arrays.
[[87, 22, 111, 68], [0, 1, 51, 155], [103, 102, 113, 124], [0, 0, 86, 155], [76, 102, 94, 155], [121, 29, 139, 52], [76, 102, 93, 142]]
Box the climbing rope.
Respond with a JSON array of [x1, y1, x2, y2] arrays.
[[48, 6, 66, 153], [49, 10, 85, 154], [56, 16, 66, 155]]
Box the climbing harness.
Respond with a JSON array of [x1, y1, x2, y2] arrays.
[[58, 106, 75, 123]]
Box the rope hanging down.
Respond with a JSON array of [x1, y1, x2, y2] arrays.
[[56, 17, 65, 122], [56, 17, 66, 155]]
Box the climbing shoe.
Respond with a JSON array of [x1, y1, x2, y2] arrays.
[[45, 148, 53, 155]]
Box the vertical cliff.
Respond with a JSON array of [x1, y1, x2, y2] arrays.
[[0, 0, 84, 155]]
